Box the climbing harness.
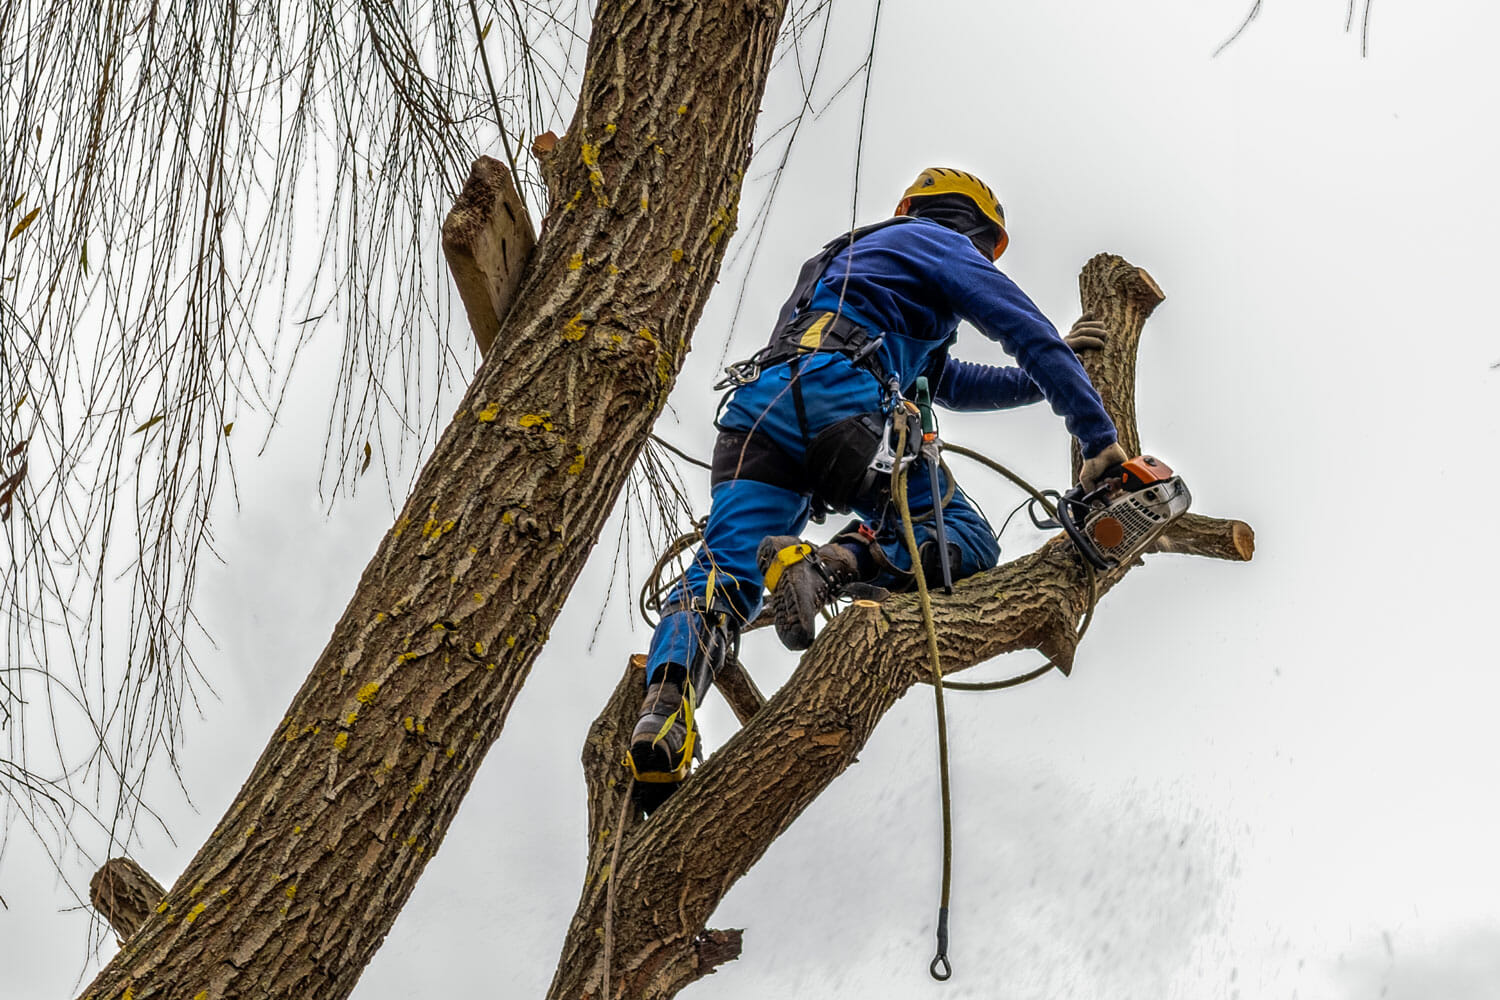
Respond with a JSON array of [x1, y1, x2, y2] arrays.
[[714, 218, 918, 397]]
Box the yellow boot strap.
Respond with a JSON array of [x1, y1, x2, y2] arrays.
[[762, 543, 813, 594]]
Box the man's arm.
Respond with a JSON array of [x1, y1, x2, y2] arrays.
[[921, 230, 1118, 458], [932, 358, 1042, 411]]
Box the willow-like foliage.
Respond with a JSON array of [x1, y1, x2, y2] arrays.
[[0, 0, 587, 871], [0, 0, 860, 891]]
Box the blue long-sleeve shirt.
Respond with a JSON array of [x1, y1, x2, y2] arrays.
[[803, 217, 1117, 458]]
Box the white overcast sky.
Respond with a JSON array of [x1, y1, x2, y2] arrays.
[[6, 2, 1500, 998]]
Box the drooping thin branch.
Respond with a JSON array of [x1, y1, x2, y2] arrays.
[[1214, 0, 1262, 57], [1354, 0, 1375, 56], [1217, 0, 1374, 57], [0, 0, 584, 876]]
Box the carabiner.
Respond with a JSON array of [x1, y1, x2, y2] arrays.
[[714, 358, 761, 390]]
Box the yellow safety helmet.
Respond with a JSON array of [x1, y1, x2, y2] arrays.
[[896, 167, 1009, 259]]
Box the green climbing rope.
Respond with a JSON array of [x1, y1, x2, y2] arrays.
[[889, 414, 955, 981]]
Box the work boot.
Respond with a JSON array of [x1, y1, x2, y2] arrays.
[[756, 535, 863, 651], [629, 676, 691, 780], [629, 670, 701, 815]]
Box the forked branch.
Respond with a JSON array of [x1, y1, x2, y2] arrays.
[[554, 253, 1254, 999]]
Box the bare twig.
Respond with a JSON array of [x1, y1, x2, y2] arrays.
[[1214, 0, 1263, 58], [0, 0, 588, 877]]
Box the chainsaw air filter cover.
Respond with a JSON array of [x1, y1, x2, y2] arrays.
[[1083, 477, 1191, 564], [1063, 456, 1192, 569]]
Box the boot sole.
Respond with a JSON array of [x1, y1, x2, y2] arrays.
[[629, 738, 688, 781], [757, 536, 818, 650]]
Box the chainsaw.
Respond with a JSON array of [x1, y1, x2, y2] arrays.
[[1056, 455, 1191, 569]]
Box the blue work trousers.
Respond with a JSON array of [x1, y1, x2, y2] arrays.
[[646, 355, 1000, 682]]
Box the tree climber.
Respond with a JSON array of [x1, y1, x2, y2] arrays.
[[628, 167, 1127, 793]]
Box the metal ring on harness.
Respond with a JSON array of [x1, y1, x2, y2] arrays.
[[714, 358, 761, 391], [717, 310, 892, 397]]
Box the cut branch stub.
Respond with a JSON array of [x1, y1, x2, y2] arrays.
[[90, 858, 166, 941], [1153, 512, 1255, 562], [442, 156, 536, 356], [1074, 253, 1166, 471]]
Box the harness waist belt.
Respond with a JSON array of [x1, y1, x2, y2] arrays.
[[757, 310, 887, 381]]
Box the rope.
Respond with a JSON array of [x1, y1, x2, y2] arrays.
[[601, 780, 633, 999], [889, 417, 954, 981], [944, 442, 1059, 514], [638, 521, 707, 627], [887, 420, 1108, 979], [926, 443, 1100, 692]]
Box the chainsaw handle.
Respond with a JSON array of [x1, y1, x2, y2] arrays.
[[1028, 490, 1063, 531]]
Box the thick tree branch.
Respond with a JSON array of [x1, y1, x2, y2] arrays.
[[1073, 253, 1165, 472], [76, 3, 790, 998], [555, 252, 1256, 999], [1154, 513, 1256, 561]]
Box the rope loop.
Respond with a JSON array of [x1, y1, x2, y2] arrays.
[[929, 904, 952, 981]]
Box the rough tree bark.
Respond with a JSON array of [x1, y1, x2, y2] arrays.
[[77, 2, 789, 997], [546, 254, 1255, 1000]]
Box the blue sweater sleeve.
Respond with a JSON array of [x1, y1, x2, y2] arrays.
[[919, 228, 1118, 457], [933, 358, 1042, 411]]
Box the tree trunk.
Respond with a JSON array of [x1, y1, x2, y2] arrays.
[[76, 2, 788, 997], [546, 254, 1256, 1000]]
